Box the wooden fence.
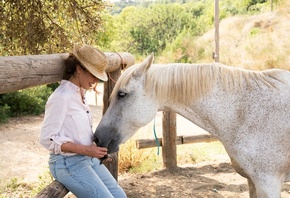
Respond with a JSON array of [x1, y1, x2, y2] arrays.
[[136, 134, 217, 149]]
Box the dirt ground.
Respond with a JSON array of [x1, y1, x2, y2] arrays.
[[1, 103, 290, 197]]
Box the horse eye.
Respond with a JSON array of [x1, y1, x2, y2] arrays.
[[118, 91, 127, 98]]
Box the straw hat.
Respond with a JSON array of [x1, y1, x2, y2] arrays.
[[73, 44, 108, 81]]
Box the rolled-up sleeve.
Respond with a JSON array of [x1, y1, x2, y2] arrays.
[[40, 95, 73, 154]]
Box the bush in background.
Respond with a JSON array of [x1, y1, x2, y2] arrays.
[[0, 104, 10, 124], [0, 85, 54, 123]]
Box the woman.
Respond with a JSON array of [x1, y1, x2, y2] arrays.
[[40, 44, 127, 198]]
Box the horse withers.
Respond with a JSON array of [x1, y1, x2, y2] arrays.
[[94, 54, 290, 198]]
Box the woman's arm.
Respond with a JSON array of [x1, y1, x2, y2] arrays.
[[61, 142, 108, 159]]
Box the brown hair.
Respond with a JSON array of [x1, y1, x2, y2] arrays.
[[62, 53, 87, 80]]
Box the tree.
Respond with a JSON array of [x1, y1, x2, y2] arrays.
[[0, 0, 108, 56], [113, 3, 197, 55]]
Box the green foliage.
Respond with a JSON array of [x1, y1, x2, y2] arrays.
[[108, 0, 273, 57], [0, 0, 274, 58], [243, 0, 267, 10], [0, 0, 108, 56], [0, 85, 53, 120], [113, 3, 199, 55], [0, 104, 10, 124]]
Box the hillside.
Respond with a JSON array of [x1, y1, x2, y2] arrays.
[[195, 2, 290, 70]]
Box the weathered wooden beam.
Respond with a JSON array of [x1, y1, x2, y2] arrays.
[[162, 111, 177, 169], [34, 180, 69, 198], [136, 134, 217, 149], [0, 52, 134, 94], [182, 134, 217, 144]]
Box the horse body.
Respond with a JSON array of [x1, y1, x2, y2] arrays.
[[95, 54, 290, 197], [181, 80, 290, 197]]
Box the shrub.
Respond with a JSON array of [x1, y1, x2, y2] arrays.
[[0, 85, 54, 123], [0, 104, 10, 124]]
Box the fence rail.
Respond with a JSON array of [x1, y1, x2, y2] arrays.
[[136, 134, 217, 149]]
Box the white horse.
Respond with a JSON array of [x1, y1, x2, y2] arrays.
[[94, 54, 290, 198]]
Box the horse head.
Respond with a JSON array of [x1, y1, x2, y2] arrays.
[[94, 54, 159, 153]]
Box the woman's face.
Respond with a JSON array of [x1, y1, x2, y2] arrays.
[[77, 65, 99, 90]]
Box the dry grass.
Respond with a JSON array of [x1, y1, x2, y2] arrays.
[[118, 124, 227, 174], [118, 125, 163, 173], [195, 9, 290, 70]]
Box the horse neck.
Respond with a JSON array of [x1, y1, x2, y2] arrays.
[[164, 88, 240, 138], [167, 103, 219, 135]]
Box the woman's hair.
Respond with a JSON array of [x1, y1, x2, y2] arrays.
[[62, 53, 86, 80]]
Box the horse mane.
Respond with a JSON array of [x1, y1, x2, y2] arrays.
[[111, 62, 282, 105]]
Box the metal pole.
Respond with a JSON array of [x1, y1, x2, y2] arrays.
[[214, 0, 219, 62]]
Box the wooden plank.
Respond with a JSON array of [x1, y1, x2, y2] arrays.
[[136, 137, 183, 149], [0, 53, 67, 94], [0, 52, 134, 94], [182, 134, 217, 144], [162, 111, 177, 169], [136, 134, 217, 149], [136, 138, 163, 149], [35, 180, 69, 198]]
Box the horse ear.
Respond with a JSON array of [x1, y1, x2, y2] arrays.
[[133, 53, 154, 77]]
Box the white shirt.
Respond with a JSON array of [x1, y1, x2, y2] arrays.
[[40, 80, 94, 155]]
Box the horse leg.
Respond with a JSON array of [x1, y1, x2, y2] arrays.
[[247, 179, 257, 198], [252, 176, 282, 198]]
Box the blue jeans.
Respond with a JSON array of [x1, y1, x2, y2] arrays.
[[49, 154, 127, 198]]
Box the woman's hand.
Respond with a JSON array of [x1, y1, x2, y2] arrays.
[[82, 144, 108, 159], [61, 142, 108, 159]]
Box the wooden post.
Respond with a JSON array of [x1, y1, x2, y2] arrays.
[[102, 68, 122, 180], [162, 111, 177, 169], [214, 0, 220, 62]]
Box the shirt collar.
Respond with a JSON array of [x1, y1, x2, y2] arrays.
[[60, 80, 86, 99], [61, 80, 80, 92]]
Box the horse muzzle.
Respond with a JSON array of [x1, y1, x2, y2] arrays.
[[94, 135, 120, 154]]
